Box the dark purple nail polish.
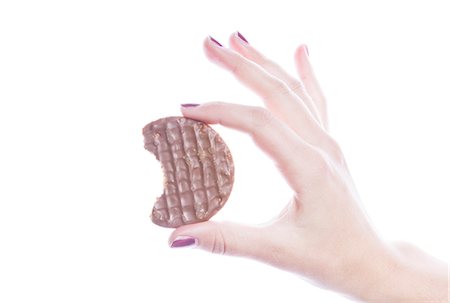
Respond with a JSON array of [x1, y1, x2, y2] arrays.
[[237, 31, 248, 43], [209, 36, 223, 47], [304, 45, 310, 56], [181, 103, 200, 108], [170, 237, 197, 248]]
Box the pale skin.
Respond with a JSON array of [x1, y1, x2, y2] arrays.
[[169, 32, 448, 302]]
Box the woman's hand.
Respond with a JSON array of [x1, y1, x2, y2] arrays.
[[169, 32, 448, 302]]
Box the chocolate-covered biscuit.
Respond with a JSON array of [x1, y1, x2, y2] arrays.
[[143, 116, 234, 228]]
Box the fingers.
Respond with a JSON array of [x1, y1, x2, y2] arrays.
[[294, 45, 329, 129], [181, 102, 320, 190], [169, 221, 271, 258], [203, 37, 325, 147], [228, 32, 324, 127]]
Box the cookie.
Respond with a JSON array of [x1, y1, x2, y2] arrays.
[[143, 116, 234, 228]]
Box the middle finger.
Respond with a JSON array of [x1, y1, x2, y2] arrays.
[[228, 32, 324, 127], [204, 36, 325, 147]]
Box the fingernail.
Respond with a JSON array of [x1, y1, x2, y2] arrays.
[[304, 45, 309, 56], [181, 103, 200, 108], [237, 31, 248, 44], [209, 36, 223, 47], [170, 236, 198, 248]]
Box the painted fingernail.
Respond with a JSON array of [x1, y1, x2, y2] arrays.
[[170, 236, 198, 248], [209, 36, 223, 47], [304, 45, 310, 56], [181, 103, 200, 108], [237, 31, 248, 43]]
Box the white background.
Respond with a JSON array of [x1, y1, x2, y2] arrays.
[[0, 0, 449, 302]]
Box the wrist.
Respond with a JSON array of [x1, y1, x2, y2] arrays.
[[347, 241, 448, 302]]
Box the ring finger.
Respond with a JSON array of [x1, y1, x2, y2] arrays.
[[204, 36, 326, 148]]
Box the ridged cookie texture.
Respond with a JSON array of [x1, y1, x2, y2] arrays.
[[143, 116, 234, 228]]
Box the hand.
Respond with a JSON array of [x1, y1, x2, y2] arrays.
[[169, 32, 448, 302]]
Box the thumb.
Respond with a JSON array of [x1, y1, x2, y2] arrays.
[[169, 221, 270, 257]]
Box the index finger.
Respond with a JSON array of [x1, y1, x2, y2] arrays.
[[180, 102, 322, 191], [203, 37, 325, 148]]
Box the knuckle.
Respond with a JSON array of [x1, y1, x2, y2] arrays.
[[299, 71, 309, 82], [270, 79, 292, 97], [284, 143, 331, 177], [258, 58, 305, 97], [230, 58, 246, 77], [286, 79, 306, 95], [312, 152, 332, 175], [210, 229, 227, 255], [260, 77, 292, 101], [324, 137, 347, 167], [306, 150, 335, 183], [259, 58, 279, 72], [249, 106, 274, 130]]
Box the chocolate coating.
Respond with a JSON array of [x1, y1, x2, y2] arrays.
[[143, 116, 234, 228]]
